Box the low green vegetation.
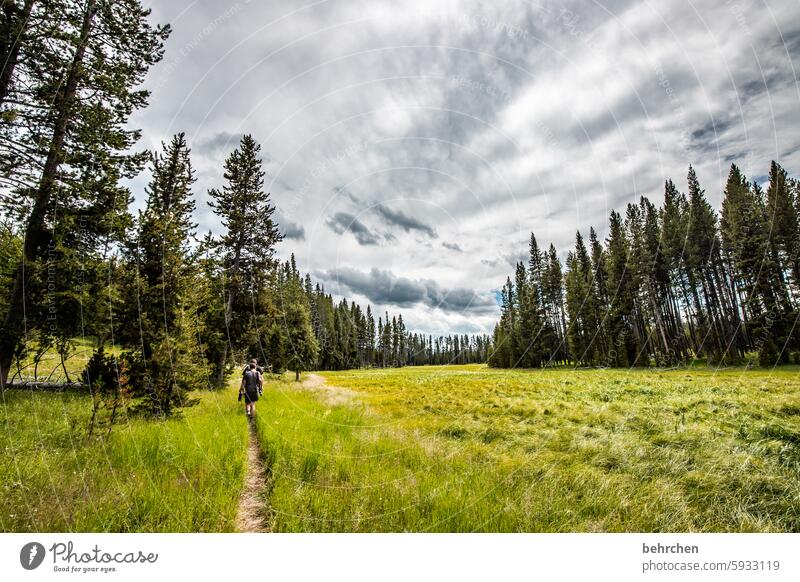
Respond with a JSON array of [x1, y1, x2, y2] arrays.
[[256, 365, 800, 532], [3, 364, 798, 532], [8, 337, 109, 384], [1, 387, 248, 532]]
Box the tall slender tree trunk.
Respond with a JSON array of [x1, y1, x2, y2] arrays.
[[216, 248, 241, 387], [0, 0, 96, 388], [648, 283, 671, 359], [0, 0, 35, 106]]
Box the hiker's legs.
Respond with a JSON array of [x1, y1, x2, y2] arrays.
[[251, 402, 256, 416]]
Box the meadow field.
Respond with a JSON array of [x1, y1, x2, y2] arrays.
[[257, 365, 800, 532], [0, 387, 248, 532], [2, 364, 799, 532]]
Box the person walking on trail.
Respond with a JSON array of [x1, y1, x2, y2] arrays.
[[239, 359, 263, 417]]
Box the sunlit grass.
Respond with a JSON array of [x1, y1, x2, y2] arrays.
[[255, 365, 800, 532], [0, 387, 248, 532], [9, 337, 120, 383], [2, 364, 798, 532]]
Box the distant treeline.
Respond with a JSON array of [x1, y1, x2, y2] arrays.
[[296, 268, 491, 370], [490, 163, 800, 369], [251, 258, 491, 374]]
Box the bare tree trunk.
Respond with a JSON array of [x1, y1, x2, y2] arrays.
[[216, 249, 241, 387], [0, 0, 97, 388], [0, 0, 36, 105]]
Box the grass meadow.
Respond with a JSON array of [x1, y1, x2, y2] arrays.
[[9, 337, 108, 383], [2, 363, 799, 532], [0, 387, 248, 532], [256, 365, 800, 532]]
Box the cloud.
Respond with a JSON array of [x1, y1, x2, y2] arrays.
[[195, 131, 245, 155], [374, 205, 438, 238], [325, 212, 382, 245], [136, 0, 800, 335], [281, 220, 305, 240], [333, 185, 360, 205], [442, 241, 463, 252], [316, 267, 497, 314], [271, 208, 306, 240]]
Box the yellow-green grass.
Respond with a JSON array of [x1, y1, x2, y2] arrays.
[[255, 365, 800, 532], [1, 387, 248, 532], [3, 364, 799, 533], [9, 337, 119, 383]]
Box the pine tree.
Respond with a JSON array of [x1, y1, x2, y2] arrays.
[[283, 297, 318, 381], [0, 0, 37, 106], [207, 134, 283, 385], [0, 0, 168, 386], [686, 165, 742, 362], [565, 231, 600, 364], [126, 133, 206, 415], [539, 244, 567, 363], [603, 211, 635, 366], [765, 161, 800, 293], [589, 226, 609, 358]]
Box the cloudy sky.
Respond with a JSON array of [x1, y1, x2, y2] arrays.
[[134, 0, 800, 335]]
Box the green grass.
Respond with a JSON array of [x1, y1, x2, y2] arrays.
[[3, 364, 798, 532], [0, 386, 248, 532], [254, 365, 800, 532], [9, 337, 117, 383]]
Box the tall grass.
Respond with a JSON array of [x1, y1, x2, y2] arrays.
[[3, 365, 798, 532], [0, 387, 248, 532], [254, 366, 800, 532], [9, 337, 112, 383]]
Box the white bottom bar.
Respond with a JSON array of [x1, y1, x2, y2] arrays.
[[1, 533, 796, 581]]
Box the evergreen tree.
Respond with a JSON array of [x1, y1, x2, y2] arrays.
[[564, 231, 601, 365], [604, 211, 635, 366], [0, 0, 36, 106], [765, 161, 800, 293], [0, 0, 168, 386], [125, 133, 207, 415], [281, 278, 318, 381], [543, 244, 568, 363], [207, 134, 282, 385]]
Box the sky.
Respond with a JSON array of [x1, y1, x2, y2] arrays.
[[133, 0, 800, 335]]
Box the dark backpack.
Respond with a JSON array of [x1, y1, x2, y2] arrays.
[[244, 369, 261, 391]]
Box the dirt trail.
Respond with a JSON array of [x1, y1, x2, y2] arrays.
[[298, 372, 360, 406], [302, 373, 326, 388], [235, 420, 270, 533]]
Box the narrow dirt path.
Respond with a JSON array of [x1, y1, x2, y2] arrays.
[[298, 372, 360, 406], [235, 420, 270, 533]]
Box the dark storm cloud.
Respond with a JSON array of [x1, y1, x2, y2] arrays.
[[375, 206, 438, 238], [735, 70, 794, 104], [282, 220, 305, 240], [196, 131, 245, 155], [781, 27, 800, 57], [782, 143, 800, 158], [325, 212, 382, 245], [689, 117, 734, 151], [274, 208, 305, 240], [316, 267, 497, 313]]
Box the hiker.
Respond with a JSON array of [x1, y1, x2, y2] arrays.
[[239, 359, 263, 417]]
